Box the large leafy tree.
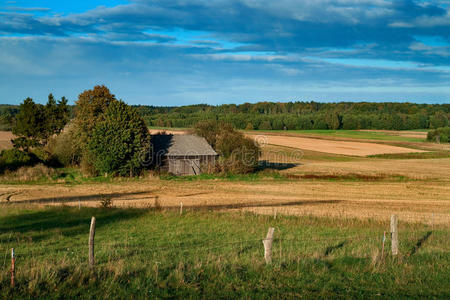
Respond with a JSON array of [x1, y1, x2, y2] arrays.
[[73, 85, 117, 148], [88, 100, 150, 176]]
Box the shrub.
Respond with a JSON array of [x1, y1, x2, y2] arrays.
[[195, 121, 260, 174], [427, 127, 450, 143], [215, 131, 260, 174], [0, 148, 37, 172], [0, 163, 57, 182], [88, 101, 150, 176], [47, 126, 81, 167], [194, 120, 234, 149]]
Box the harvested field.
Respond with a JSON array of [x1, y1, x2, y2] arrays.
[[1, 175, 449, 226], [248, 133, 426, 156], [281, 158, 450, 180], [358, 129, 428, 139], [0, 130, 13, 150]]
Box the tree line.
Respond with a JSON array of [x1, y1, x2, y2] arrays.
[[137, 102, 449, 130], [2, 101, 448, 131]]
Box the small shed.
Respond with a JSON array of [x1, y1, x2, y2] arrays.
[[151, 134, 218, 175]]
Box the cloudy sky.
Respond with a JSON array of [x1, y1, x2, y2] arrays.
[[1, 0, 449, 105]]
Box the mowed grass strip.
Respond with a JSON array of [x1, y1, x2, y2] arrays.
[[0, 206, 448, 299]]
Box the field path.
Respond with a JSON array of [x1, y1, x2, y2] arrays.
[[248, 133, 426, 156]]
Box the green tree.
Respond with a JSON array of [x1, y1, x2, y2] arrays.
[[73, 85, 117, 148], [258, 121, 272, 130], [195, 121, 260, 174], [430, 112, 449, 129], [245, 122, 254, 130], [88, 101, 150, 176], [44, 94, 69, 143], [12, 98, 45, 151]]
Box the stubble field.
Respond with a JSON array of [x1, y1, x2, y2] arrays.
[[1, 129, 449, 226]]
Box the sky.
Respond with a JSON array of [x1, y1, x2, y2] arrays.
[[0, 0, 449, 105]]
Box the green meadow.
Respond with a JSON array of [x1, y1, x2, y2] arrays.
[[1, 206, 448, 299]]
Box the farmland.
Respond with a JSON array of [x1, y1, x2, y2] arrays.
[[1, 129, 450, 225], [1, 128, 449, 298], [1, 207, 449, 299]]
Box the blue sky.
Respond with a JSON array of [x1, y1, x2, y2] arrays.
[[0, 0, 449, 105]]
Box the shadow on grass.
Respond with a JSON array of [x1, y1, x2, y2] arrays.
[[257, 161, 300, 171], [168, 199, 341, 211], [0, 206, 146, 241], [324, 241, 347, 257], [4, 191, 152, 205], [410, 231, 432, 256]]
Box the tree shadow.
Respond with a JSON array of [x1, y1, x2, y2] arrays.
[[0, 206, 146, 242], [323, 241, 347, 257], [257, 160, 299, 171], [4, 191, 152, 205], [169, 199, 341, 211]]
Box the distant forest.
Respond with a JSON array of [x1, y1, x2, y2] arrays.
[[1, 101, 449, 131], [136, 102, 449, 130]]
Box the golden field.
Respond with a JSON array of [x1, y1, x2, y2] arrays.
[[1, 130, 449, 226]]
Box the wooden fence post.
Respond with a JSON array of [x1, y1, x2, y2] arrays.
[[390, 215, 398, 256], [262, 227, 275, 264], [89, 217, 96, 268], [10, 248, 15, 288], [180, 202, 183, 215]]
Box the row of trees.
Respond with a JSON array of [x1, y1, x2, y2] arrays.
[[136, 101, 449, 115], [2, 101, 448, 131], [146, 111, 448, 131]]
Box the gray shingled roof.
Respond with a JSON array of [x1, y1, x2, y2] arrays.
[[151, 134, 217, 156]]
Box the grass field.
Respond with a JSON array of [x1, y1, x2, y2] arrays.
[[0, 206, 448, 299]]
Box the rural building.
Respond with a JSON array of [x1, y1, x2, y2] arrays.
[[151, 134, 218, 175]]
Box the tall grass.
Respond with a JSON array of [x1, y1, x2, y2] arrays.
[[0, 206, 448, 299]]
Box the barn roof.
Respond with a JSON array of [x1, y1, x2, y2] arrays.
[[151, 134, 217, 157]]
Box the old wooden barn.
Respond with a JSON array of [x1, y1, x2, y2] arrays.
[[151, 134, 218, 175]]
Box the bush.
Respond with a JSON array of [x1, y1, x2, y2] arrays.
[[0, 163, 57, 182], [88, 101, 150, 176], [195, 121, 260, 174], [427, 127, 450, 143], [0, 148, 37, 172], [47, 126, 81, 167]]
